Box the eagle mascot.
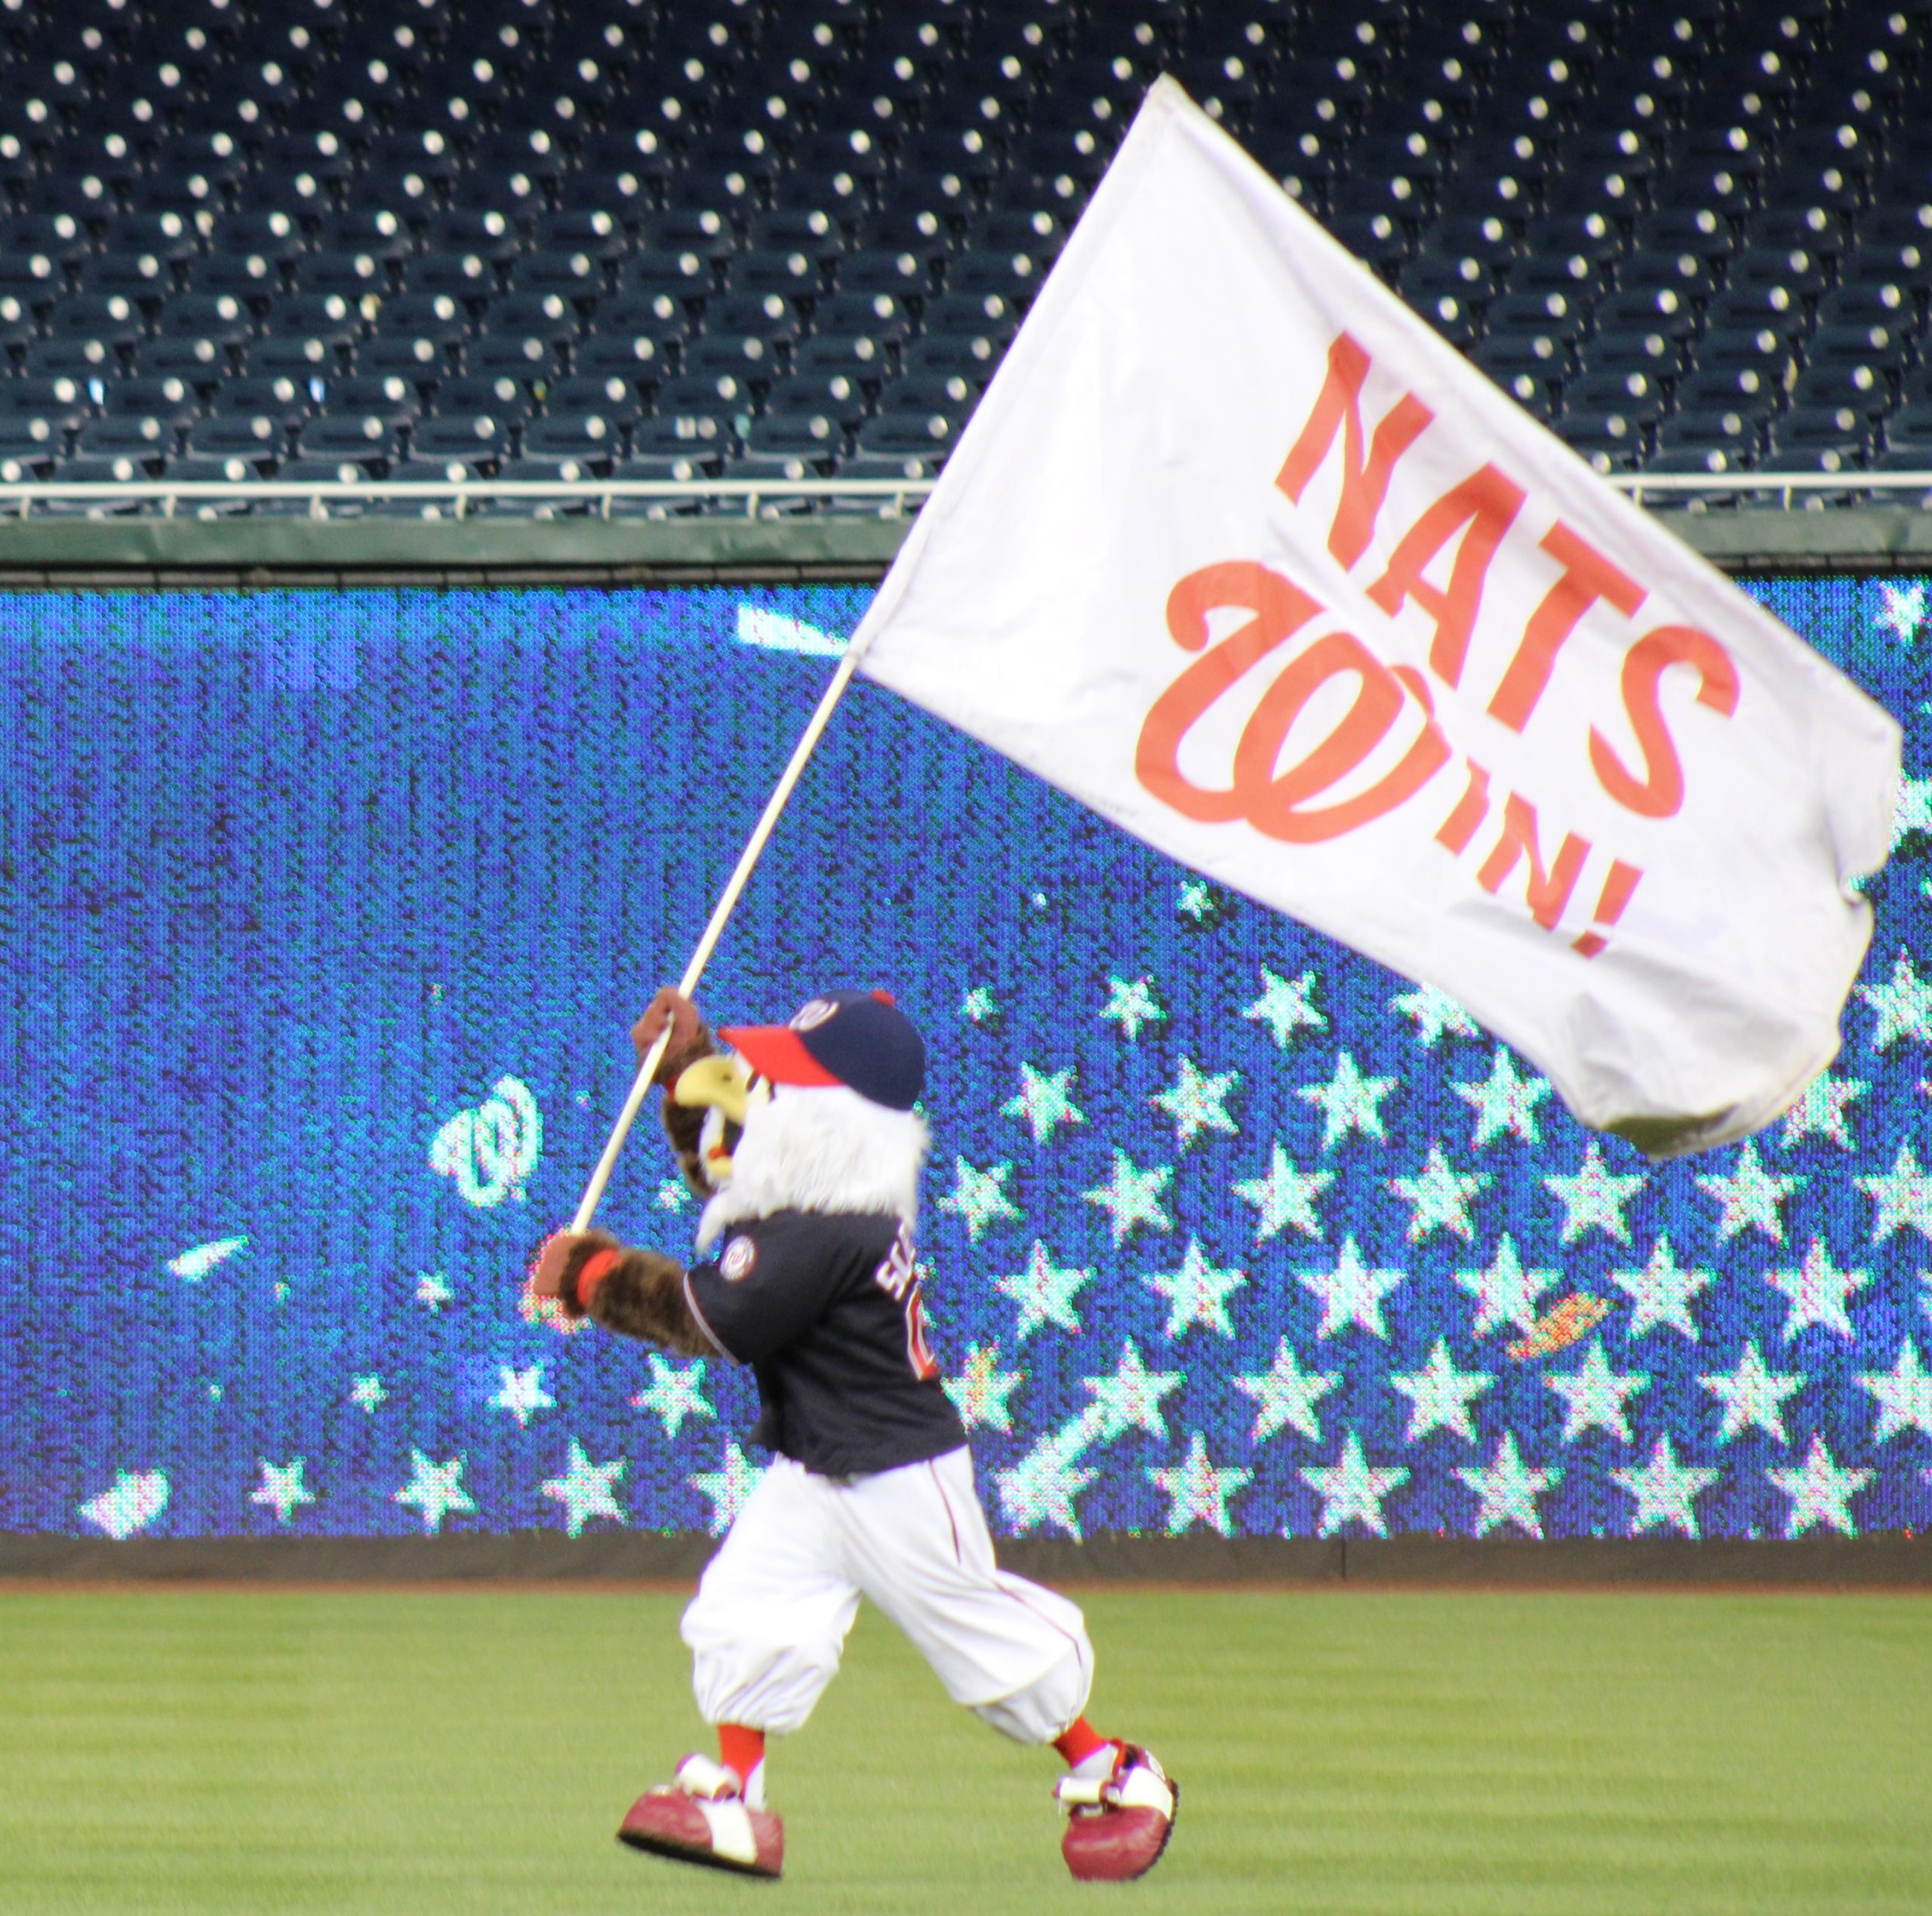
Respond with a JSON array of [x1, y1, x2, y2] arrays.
[[534, 985, 1175, 1884]]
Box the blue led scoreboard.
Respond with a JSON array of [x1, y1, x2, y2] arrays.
[[2, 577, 1927, 1545]]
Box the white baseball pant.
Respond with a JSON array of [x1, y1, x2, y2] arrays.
[[681, 1445, 1093, 1743]]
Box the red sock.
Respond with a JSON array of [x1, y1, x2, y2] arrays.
[[717, 1724, 765, 1786], [1052, 1718, 1111, 1768]]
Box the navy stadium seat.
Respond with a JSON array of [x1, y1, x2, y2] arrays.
[[100, 377, 198, 431], [324, 377, 423, 429], [470, 336, 563, 381], [545, 375, 645, 429], [211, 377, 310, 431], [187, 414, 288, 459], [411, 414, 507, 465]]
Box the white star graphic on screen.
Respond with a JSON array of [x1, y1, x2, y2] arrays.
[[1546, 1339, 1648, 1443], [630, 1352, 715, 1438], [996, 1240, 1094, 1339], [1891, 774, 1932, 850], [1301, 1431, 1410, 1536], [1083, 1339, 1182, 1441], [939, 1155, 1021, 1240], [944, 1344, 1025, 1432], [1457, 1432, 1561, 1538], [1696, 1142, 1801, 1245], [77, 1469, 169, 1540], [249, 1459, 315, 1525], [1232, 1143, 1334, 1241], [1604, 1237, 1712, 1340], [1387, 1143, 1490, 1242], [1177, 877, 1217, 921], [167, 1235, 248, 1281], [1454, 1234, 1560, 1339], [995, 1418, 1100, 1540], [1876, 579, 1926, 641], [393, 1451, 476, 1533], [689, 1442, 766, 1536], [349, 1373, 387, 1413], [1389, 1339, 1491, 1443], [1149, 1431, 1252, 1536], [1001, 1063, 1084, 1144], [1767, 1435, 1871, 1538], [1858, 1340, 1932, 1441], [959, 983, 998, 1025], [1083, 1149, 1174, 1245], [1390, 982, 1479, 1047], [1243, 965, 1326, 1047], [1765, 1238, 1869, 1342], [414, 1271, 454, 1309], [654, 1177, 692, 1212], [1100, 974, 1164, 1040], [490, 1364, 555, 1429], [1298, 1050, 1396, 1149], [1779, 1072, 1866, 1149], [1543, 1143, 1646, 1244], [1234, 1339, 1340, 1444], [1702, 1340, 1802, 1444], [1455, 1048, 1552, 1148], [1152, 1055, 1241, 1148], [1143, 1238, 1247, 1338], [1611, 1436, 1717, 1538], [1299, 1237, 1404, 1339], [1857, 1144, 1932, 1241], [541, 1440, 626, 1538], [1858, 949, 1932, 1050]]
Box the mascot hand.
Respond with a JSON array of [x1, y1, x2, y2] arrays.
[[532, 1228, 620, 1310], [632, 987, 706, 1085]]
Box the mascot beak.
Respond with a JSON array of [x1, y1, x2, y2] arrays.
[[673, 1053, 755, 1124], [672, 1053, 771, 1189]]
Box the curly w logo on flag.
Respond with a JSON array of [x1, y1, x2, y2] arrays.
[[857, 78, 1901, 1158]]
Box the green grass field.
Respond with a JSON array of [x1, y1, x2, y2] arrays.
[[1, 1587, 1927, 1914]]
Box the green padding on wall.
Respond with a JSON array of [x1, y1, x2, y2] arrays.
[[0, 512, 912, 572], [0, 506, 1926, 574]]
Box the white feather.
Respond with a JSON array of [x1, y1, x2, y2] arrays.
[[695, 1084, 927, 1250]]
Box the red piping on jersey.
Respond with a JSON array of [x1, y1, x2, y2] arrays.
[[928, 1460, 964, 1567], [1004, 1582, 1093, 1698], [680, 1272, 734, 1360]]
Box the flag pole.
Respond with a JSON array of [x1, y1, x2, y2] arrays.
[[569, 623, 881, 1232]]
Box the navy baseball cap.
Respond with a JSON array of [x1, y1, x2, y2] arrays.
[[721, 989, 926, 1111]]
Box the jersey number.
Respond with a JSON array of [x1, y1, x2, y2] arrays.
[[874, 1225, 940, 1382]]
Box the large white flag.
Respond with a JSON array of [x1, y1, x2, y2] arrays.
[[856, 79, 1900, 1158]]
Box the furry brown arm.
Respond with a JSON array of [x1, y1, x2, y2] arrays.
[[632, 989, 718, 1195], [551, 1232, 717, 1358], [661, 1061, 714, 1195], [584, 1246, 715, 1358]]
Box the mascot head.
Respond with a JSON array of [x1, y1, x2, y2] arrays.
[[675, 989, 929, 1249]]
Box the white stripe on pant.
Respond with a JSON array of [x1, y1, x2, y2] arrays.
[[682, 1446, 1094, 1743]]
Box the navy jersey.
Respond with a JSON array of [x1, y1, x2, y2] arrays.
[[684, 1208, 966, 1478]]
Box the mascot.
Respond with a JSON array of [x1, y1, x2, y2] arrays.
[[534, 986, 1176, 1883]]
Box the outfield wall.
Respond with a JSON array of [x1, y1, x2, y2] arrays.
[[3, 576, 1930, 1559]]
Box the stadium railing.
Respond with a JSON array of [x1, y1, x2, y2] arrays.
[[0, 476, 940, 519], [1, 474, 1930, 520]]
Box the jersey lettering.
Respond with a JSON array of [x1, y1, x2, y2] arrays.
[[873, 1223, 940, 1381]]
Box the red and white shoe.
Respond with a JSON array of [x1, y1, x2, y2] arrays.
[[1056, 1743, 1178, 1882], [617, 1754, 784, 1879]]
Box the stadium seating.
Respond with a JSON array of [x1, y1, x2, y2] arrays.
[[0, 0, 1929, 511]]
